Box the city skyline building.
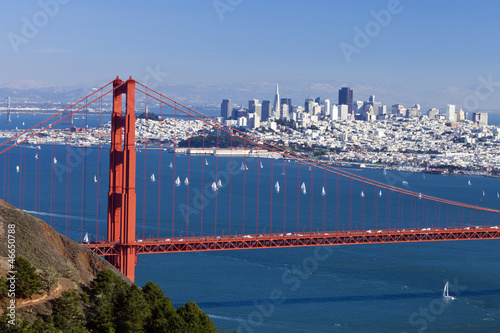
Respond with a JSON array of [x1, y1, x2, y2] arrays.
[[338, 87, 353, 117], [261, 100, 271, 121], [446, 104, 456, 122], [221, 99, 232, 119], [273, 84, 280, 118]]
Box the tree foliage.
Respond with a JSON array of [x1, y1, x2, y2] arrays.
[[14, 256, 41, 299], [0, 269, 220, 332]]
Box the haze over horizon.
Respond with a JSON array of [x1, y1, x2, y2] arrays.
[[2, 0, 500, 110]]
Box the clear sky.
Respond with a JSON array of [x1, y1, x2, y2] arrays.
[[1, 0, 500, 106]]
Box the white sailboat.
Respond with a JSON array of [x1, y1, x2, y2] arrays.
[[360, 191, 365, 198], [483, 190, 486, 197], [260, 161, 263, 169], [402, 180, 408, 185], [321, 186, 326, 197], [217, 179, 222, 188], [94, 175, 97, 183], [275, 181, 280, 193], [169, 162, 173, 168], [443, 281, 455, 300], [302, 187, 307, 195], [184, 177, 189, 186], [240, 162, 248, 171], [383, 168, 387, 175], [379, 190, 382, 197], [308, 165, 312, 172], [16, 166, 19, 173], [468, 180, 471, 186], [211, 181, 218, 191], [301, 182, 306, 190], [205, 159, 209, 166], [175, 176, 181, 186], [151, 173, 156, 182], [35, 153, 38, 160], [53, 157, 57, 164], [83, 232, 89, 243], [418, 193, 422, 199], [497, 192, 499, 199]]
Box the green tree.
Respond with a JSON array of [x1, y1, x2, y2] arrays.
[[52, 290, 88, 333], [143, 281, 186, 333], [115, 284, 150, 333], [14, 256, 41, 298], [88, 269, 128, 332], [177, 301, 218, 333]]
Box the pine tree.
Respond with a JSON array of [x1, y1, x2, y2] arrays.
[[14, 256, 41, 298], [177, 301, 218, 333], [52, 290, 88, 333], [115, 284, 150, 332]]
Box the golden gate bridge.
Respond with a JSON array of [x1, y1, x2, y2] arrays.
[[1, 77, 499, 282]]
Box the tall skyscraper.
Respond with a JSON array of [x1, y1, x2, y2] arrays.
[[324, 99, 330, 117], [249, 99, 262, 118], [261, 100, 271, 121], [5, 97, 11, 123], [221, 99, 232, 119], [338, 87, 353, 117], [446, 104, 456, 122], [273, 84, 280, 118], [280, 98, 292, 119], [304, 98, 314, 113]]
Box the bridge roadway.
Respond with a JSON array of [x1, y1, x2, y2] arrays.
[[83, 225, 500, 256]]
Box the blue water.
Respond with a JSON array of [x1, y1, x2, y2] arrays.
[[1, 114, 500, 332]]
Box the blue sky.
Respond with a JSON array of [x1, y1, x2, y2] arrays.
[[1, 0, 500, 108]]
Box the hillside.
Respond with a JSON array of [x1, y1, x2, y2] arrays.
[[0, 200, 223, 332], [0, 199, 127, 286]]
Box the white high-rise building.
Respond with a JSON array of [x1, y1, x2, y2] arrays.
[[324, 99, 330, 117], [330, 104, 339, 120], [446, 104, 456, 122], [339, 104, 349, 120], [273, 84, 280, 118]]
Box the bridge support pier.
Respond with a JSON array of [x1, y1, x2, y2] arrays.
[[106, 77, 137, 281]]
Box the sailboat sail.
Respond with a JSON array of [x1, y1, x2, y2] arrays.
[[379, 190, 382, 197], [217, 179, 222, 187], [443, 281, 455, 300], [169, 162, 173, 168], [83, 232, 89, 243], [151, 173, 156, 182], [260, 161, 263, 169], [275, 181, 280, 193], [175, 176, 181, 186], [184, 177, 189, 185], [94, 175, 97, 183], [321, 186, 326, 196], [360, 191, 365, 198], [211, 182, 217, 191], [240, 162, 248, 171], [205, 159, 209, 165], [301, 182, 306, 190]]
